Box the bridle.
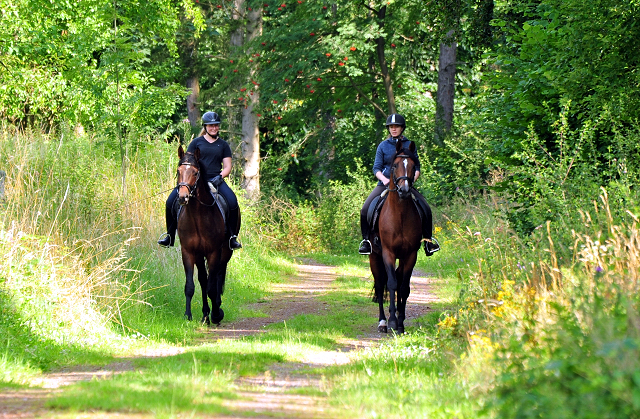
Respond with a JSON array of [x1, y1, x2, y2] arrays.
[[177, 161, 200, 198], [388, 153, 416, 193]]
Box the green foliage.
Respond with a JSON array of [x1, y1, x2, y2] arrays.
[[478, 0, 640, 234], [491, 290, 640, 418]]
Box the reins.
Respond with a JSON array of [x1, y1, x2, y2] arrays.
[[121, 187, 176, 208]]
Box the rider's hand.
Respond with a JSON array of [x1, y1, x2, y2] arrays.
[[211, 175, 223, 187]]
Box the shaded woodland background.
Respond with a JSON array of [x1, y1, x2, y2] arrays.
[[5, 0, 639, 235]]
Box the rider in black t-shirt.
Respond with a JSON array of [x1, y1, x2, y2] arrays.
[[158, 111, 242, 250]]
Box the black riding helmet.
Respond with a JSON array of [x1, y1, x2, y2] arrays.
[[385, 113, 406, 128], [202, 111, 221, 125]]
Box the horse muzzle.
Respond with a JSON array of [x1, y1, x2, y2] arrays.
[[395, 177, 412, 199], [178, 194, 189, 206]]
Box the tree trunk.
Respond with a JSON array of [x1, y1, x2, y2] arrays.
[[226, 0, 244, 181], [240, 6, 262, 200], [434, 30, 456, 147], [374, 6, 396, 115], [186, 76, 200, 128]]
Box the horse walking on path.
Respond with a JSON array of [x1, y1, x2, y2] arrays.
[[370, 140, 422, 334], [175, 145, 239, 324]]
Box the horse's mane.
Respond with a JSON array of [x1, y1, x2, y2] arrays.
[[179, 151, 199, 167], [395, 147, 419, 166]]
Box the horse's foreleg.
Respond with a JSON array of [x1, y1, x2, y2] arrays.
[[382, 250, 398, 331], [397, 253, 418, 334], [181, 251, 196, 321], [195, 258, 210, 325], [206, 252, 224, 325]]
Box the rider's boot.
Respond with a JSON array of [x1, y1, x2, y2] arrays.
[[158, 232, 175, 247], [423, 237, 440, 257], [359, 215, 372, 255], [228, 207, 242, 250], [158, 196, 177, 247], [359, 239, 372, 255]]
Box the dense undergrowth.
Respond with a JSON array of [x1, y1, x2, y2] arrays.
[[2, 127, 640, 418]]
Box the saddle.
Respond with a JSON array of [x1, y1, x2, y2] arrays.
[[173, 184, 229, 226], [366, 189, 429, 252]]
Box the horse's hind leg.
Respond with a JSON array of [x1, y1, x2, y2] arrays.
[[370, 254, 388, 333], [195, 257, 210, 325]]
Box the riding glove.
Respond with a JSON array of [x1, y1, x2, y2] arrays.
[[211, 175, 223, 187]]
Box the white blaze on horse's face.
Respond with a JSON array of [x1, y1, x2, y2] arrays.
[[399, 158, 411, 194], [178, 164, 197, 206]]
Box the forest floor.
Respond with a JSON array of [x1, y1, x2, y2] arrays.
[[0, 259, 440, 419]]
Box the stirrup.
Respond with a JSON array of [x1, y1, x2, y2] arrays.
[[358, 239, 372, 255], [424, 237, 440, 256], [229, 235, 242, 250], [157, 232, 172, 248]]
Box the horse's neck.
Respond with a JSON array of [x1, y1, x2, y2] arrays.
[[190, 181, 214, 208], [386, 190, 414, 211]]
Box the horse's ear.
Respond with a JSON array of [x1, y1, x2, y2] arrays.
[[409, 141, 416, 153], [178, 145, 184, 159], [194, 147, 201, 161], [395, 139, 403, 152]]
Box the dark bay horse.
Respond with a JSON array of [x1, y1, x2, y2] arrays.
[[370, 140, 422, 334], [175, 145, 238, 324]]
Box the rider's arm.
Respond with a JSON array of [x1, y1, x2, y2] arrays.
[[221, 157, 232, 178], [414, 170, 420, 182], [375, 171, 389, 185]]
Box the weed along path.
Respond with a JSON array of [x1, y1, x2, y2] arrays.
[[0, 259, 440, 419]]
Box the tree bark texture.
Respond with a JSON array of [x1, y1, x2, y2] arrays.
[[186, 76, 200, 128], [434, 30, 456, 147], [374, 6, 396, 116], [240, 6, 262, 200]]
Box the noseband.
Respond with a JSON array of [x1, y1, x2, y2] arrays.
[[177, 162, 200, 197]]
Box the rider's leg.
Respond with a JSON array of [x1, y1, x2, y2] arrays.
[[412, 189, 440, 256], [218, 182, 242, 250], [359, 184, 386, 254], [158, 188, 178, 247]]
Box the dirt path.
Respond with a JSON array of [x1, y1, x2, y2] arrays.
[[0, 260, 439, 419]]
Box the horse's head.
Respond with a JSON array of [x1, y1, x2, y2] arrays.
[[176, 145, 201, 206], [390, 140, 417, 200]]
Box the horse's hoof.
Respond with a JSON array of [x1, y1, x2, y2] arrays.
[[185, 314, 192, 321], [378, 325, 388, 333], [210, 308, 224, 324], [397, 326, 405, 334], [389, 320, 397, 331], [201, 316, 210, 325]]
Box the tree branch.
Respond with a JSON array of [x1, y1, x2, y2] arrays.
[[361, 1, 378, 14], [346, 73, 387, 117]]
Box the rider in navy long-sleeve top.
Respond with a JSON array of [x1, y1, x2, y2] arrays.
[[358, 113, 440, 256]]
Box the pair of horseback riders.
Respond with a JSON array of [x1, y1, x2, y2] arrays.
[[158, 111, 439, 257]]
